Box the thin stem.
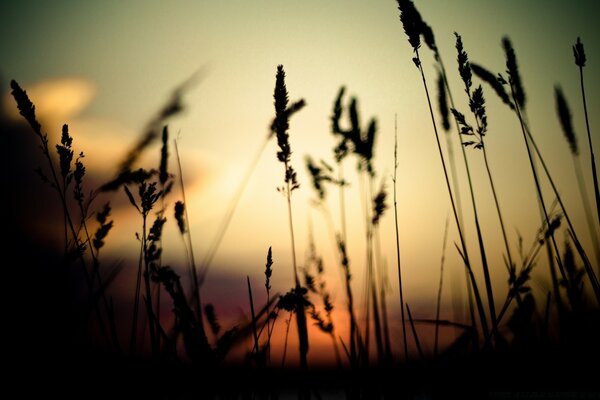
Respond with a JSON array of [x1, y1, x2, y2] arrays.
[[434, 215, 449, 356], [358, 171, 371, 364], [283, 159, 308, 370], [406, 304, 424, 361], [285, 166, 300, 286], [416, 49, 490, 338], [578, 64, 600, 227], [78, 202, 121, 351], [393, 115, 408, 361], [338, 161, 348, 244], [367, 177, 384, 365], [572, 154, 600, 267], [481, 146, 514, 270], [247, 276, 260, 359], [174, 140, 205, 328], [199, 136, 270, 284], [438, 54, 480, 338], [509, 86, 565, 313], [281, 312, 293, 368], [130, 236, 144, 355], [142, 214, 158, 356], [520, 120, 600, 301]]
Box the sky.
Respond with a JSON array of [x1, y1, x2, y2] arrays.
[[2, 0, 599, 364]]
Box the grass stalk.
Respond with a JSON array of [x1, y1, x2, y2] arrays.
[[434, 215, 450, 356], [414, 46, 490, 338], [574, 38, 600, 228], [406, 303, 424, 360], [247, 276, 260, 360], [130, 237, 144, 355], [454, 33, 504, 342], [198, 134, 271, 285], [367, 176, 385, 365], [173, 140, 207, 328], [392, 115, 408, 361], [521, 122, 600, 301], [508, 85, 566, 313], [272, 64, 309, 370]]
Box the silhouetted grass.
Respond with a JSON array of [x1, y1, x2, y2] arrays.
[[7, 3, 600, 397], [397, 0, 490, 342]]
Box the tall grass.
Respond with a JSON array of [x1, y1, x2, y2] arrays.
[[392, 114, 409, 361], [573, 38, 600, 230], [555, 85, 600, 266], [8, 3, 600, 396], [396, 0, 490, 341], [271, 64, 309, 369]]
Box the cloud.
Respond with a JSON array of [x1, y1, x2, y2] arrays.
[[4, 77, 96, 126]]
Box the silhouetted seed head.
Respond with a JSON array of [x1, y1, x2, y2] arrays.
[[73, 153, 86, 202], [372, 182, 388, 226], [204, 304, 221, 336], [455, 33, 488, 139], [323, 293, 333, 314], [304, 271, 316, 293], [274, 65, 291, 163], [331, 87, 350, 162], [56, 124, 74, 180], [397, 0, 422, 51], [349, 98, 360, 143], [272, 65, 305, 193], [421, 21, 437, 53], [455, 33, 472, 94], [140, 181, 161, 214], [93, 203, 113, 251], [93, 221, 112, 249], [99, 168, 157, 192], [10, 80, 42, 135], [159, 125, 169, 185], [471, 63, 515, 110], [147, 214, 166, 243], [174, 200, 186, 234], [277, 286, 311, 312], [573, 37, 586, 68], [124, 186, 140, 213], [265, 246, 273, 292], [97, 202, 111, 225], [60, 123, 73, 147], [337, 235, 351, 281], [437, 71, 450, 132], [372, 200, 389, 228], [502, 36, 526, 109], [544, 215, 562, 241], [555, 85, 578, 155], [470, 86, 488, 136], [450, 108, 475, 145], [272, 65, 305, 170], [305, 156, 334, 201], [309, 306, 333, 334], [332, 87, 345, 135], [117, 71, 200, 174], [365, 119, 376, 161], [342, 96, 377, 174]]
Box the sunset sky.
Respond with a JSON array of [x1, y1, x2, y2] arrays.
[[2, 0, 599, 364]]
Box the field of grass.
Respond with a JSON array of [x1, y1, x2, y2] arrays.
[[3, 1, 600, 398]]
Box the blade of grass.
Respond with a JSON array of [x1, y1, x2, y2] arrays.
[[247, 276, 260, 360], [393, 114, 409, 361], [435, 214, 450, 356], [406, 303, 424, 360]]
